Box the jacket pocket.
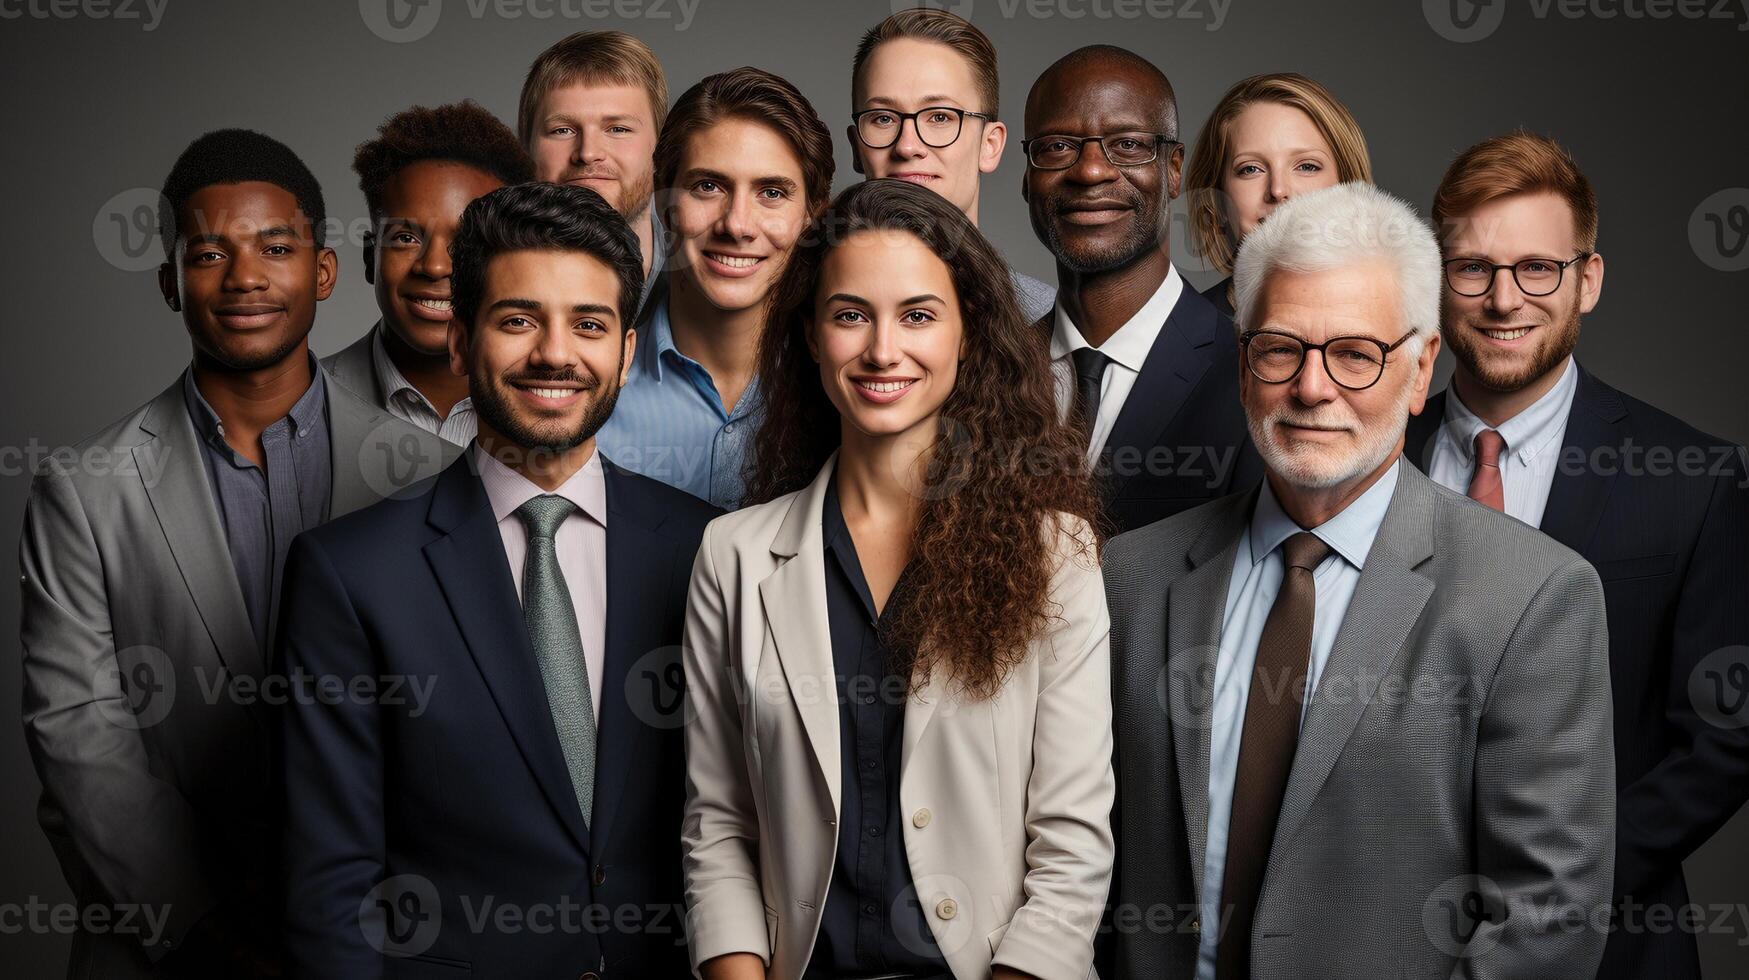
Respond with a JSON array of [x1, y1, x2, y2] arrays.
[[385, 951, 473, 978], [1592, 553, 1677, 581]]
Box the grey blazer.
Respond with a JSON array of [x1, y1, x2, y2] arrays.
[[18, 369, 455, 978], [320, 325, 379, 406], [1103, 461, 1616, 979]]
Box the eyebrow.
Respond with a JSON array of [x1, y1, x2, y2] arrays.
[[864, 95, 966, 109], [684, 168, 800, 194], [825, 292, 947, 307], [184, 224, 299, 247], [485, 298, 618, 317]]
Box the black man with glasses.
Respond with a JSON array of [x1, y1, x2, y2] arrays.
[[848, 7, 1057, 322], [1408, 131, 1749, 980], [1022, 44, 1260, 533]]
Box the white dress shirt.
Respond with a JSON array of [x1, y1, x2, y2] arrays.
[[371, 323, 478, 446], [472, 443, 608, 722], [1426, 356, 1578, 527], [1049, 264, 1185, 461], [1197, 460, 1401, 980]]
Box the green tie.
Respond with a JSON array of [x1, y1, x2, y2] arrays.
[[515, 494, 596, 827]]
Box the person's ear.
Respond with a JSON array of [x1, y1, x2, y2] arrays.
[[1165, 141, 1185, 200], [978, 120, 1007, 176], [847, 125, 866, 177], [1578, 251, 1604, 315], [315, 247, 339, 301], [158, 262, 180, 312], [619, 326, 638, 387], [447, 317, 470, 377], [1407, 332, 1442, 417]]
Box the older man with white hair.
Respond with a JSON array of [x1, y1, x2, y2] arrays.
[[1101, 181, 1616, 980]]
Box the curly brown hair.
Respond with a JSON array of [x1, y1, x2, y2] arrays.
[[744, 178, 1101, 699]]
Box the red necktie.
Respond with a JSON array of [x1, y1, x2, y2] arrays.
[[1466, 429, 1507, 512]]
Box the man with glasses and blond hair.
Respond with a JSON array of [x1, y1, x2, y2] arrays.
[[1407, 130, 1749, 980], [848, 6, 1055, 321], [1104, 180, 1615, 980], [519, 29, 669, 317], [1022, 44, 1260, 533]]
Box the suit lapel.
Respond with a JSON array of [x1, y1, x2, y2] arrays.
[[1103, 288, 1218, 501], [1539, 365, 1624, 553], [423, 459, 593, 854], [589, 462, 674, 856], [1272, 465, 1437, 858], [1165, 489, 1252, 900], [326, 374, 395, 517], [135, 381, 262, 680], [757, 459, 843, 812]]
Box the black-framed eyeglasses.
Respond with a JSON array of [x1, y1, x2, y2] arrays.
[[1443, 253, 1591, 297], [1021, 132, 1179, 170], [1241, 329, 1417, 391], [852, 106, 993, 149]]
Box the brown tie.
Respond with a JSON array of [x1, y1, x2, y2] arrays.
[[1216, 531, 1331, 980], [1466, 428, 1507, 512]]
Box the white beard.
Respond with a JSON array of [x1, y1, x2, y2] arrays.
[[1248, 378, 1413, 490]]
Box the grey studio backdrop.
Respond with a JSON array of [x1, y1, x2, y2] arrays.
[[2, 0, 1746, 973]]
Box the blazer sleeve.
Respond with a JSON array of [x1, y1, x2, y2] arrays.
[[1459, 555, 1615, 980], [1614, 453, 1749, 897], [992, 517, 1117, 980], [277, 532, 387, 980], [18, 458, 217, 962], [679, 520, 771, 974]]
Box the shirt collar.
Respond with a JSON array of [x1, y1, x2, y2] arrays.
[[472, 441, 608, 530], [1441, 355, 1578, 466], [370, 320, 469, 414], [1049, 263, 1184, 372], [1249, 458, 1401, 570], [638, 297, 678, 382], [182, 352, 328, 448]]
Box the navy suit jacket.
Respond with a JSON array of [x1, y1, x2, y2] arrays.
[[1043, 283, 1262, 535], [1408, 364, 1749, 980], [277, 453, 719, 979]]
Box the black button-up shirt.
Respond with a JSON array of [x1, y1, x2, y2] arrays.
[[806, 480, 948, 979], [182, 361, 332, 655]]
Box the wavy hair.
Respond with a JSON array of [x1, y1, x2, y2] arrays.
[[745, 178, 1100, 699]]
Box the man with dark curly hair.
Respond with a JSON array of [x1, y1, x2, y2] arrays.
[[324, 101, 535, 446]]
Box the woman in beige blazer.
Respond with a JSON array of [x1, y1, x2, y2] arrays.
[[681, 179, 1115, 980]]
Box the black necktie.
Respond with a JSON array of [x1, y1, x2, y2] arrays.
[[1071, 347, 1111, 446]]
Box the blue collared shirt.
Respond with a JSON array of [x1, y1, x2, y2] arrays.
[[1196, 459, 1401, 980], [595, 296, 762, 509], [1427, 355, 1578, 527], [182, 359, 332, 654]]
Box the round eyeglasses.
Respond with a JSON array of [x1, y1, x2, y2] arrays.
[[853, 106, 992, 149], [1021, 133, 1178, 170], [1444, 253, 1591, 297], [1241, 329, 1417, 391]]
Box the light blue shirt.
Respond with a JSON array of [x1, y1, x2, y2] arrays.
[[595, 296, 761, 509], [1426, 355, 1578, 528], [1196, 459, 1401, 980]]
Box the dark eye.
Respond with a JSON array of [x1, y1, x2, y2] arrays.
[[1455, 260, 1488, 275], [1045, 138, 1074, 153], [833, 310, 868, 324], [869, 112, 897, 126], [503, 315, 533, 329], [1235, 163, 1263, 177], [607, 125, 633, 136], [903, 309, 936, 324], [1520, 260, 1554, 274], [758, 187, 786, 201], [925, 110, 954, 124], [548, 126, 575, 138], [577, 319, 606, 333], [1112, 138, 1143, 152], [264, 244, 292, 256], [1295, 161, 1324, 173], [693, 180, 721, 195]]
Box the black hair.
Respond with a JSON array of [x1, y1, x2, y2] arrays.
[[353, 101, 536, 220], [158, 128, 326, 261], [450, 181, 643, 331]]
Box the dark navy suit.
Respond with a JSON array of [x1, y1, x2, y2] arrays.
[[277, 453, 718, 979], [1409, 364, 1749, 980], [1043, 284, 1262, 535]]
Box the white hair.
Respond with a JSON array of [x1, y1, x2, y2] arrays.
[[1231, 181, 1441, 349]]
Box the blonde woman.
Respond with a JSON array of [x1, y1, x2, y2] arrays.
[[1184, 72, 1371, 317]]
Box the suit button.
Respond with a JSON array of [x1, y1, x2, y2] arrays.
[[593, 865, 606, 887], [912, 807, 932, 828], [935, 898, 958, 920]]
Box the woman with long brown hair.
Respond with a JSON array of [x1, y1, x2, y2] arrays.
[[680, 178, 1115, 980]]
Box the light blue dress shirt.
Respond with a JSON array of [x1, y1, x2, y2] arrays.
[[595, 296, 762, 509], [1426, 355, 1578, 528], [1196, 459, 1401, 980]]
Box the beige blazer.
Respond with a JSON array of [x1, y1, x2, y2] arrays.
[[681, 455, 1115, 980]]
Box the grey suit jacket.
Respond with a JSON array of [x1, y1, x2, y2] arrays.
[[18, 368, 455, 978], [1103, 461, 1615, 980], [320, 325, 379, 406]]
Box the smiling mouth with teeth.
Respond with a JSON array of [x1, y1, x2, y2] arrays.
[[706, 252, 761, 268], [856, 379, 916, 393], [411, 298, 453, 312], [1478, 325, 1533, 341]]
